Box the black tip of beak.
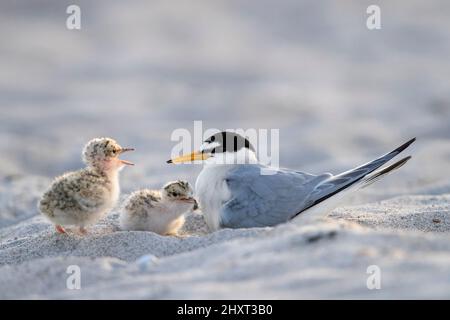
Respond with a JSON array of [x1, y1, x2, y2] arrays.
[[166, 159, 173, 164], [193, 199, 199, 210]]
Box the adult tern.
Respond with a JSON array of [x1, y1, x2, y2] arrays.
[[167, 132, 415, 231]]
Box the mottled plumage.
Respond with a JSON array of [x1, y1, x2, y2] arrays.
[[120, 181, 196, 235], [39, 168, 113, 224], [39, 137, 134, 234]]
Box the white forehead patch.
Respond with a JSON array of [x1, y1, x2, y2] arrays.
[[200, 141, 220, 152]]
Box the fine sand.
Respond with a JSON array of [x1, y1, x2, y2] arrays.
[[1, 0, 450, 299]]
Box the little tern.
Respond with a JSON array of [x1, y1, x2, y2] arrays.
[[167, 132, 415, 231], [120, 180, 197, 235], [39, 137, 135, 234]]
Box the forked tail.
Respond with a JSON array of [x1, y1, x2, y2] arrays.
[[293, 138, 416, 218]]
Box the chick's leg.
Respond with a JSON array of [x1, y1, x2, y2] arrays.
[[55, 225, 66, 234]]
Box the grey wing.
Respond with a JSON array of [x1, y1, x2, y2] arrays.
[[293, 137, 416, 217], [220, 165, 331, 228]]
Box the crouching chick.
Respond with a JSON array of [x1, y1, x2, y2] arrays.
[[120, 181, 196, 235]]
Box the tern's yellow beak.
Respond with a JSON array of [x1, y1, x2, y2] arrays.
[[167, 151, 210, 164]]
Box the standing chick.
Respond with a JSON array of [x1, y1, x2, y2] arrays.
[[39, 137, 134, 234], [120, 181, 196, 235]]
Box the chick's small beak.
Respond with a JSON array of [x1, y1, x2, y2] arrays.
[[167, 151, 210, 164], [193, 198, 199, 210], [178, 197, 198, 209], [119, 147, 135, 166]]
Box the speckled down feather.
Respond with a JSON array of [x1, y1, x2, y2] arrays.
[[37, 137, 128, 229], [163, 180, 193, 199], [120, 181, 195, 235], [39, 168, 111, 217], [82, 138, 122, 169], [123, 189, 161, 216]]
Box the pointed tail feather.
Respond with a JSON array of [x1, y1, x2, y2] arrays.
[[292, 137, 415, 218], [334, 137, 415, 180], [360, 156, 411, 189]]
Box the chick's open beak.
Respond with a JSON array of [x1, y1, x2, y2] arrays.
[[119, 148, 135, 166], [167, 151, 210, 164]]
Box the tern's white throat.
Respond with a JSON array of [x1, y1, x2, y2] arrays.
[[203, 148, 259, 166]]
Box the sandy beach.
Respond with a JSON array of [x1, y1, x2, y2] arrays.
[[0, 0, 449, 299]]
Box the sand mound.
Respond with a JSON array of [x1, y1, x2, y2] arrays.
[[1, 194, 450, 299], [1, 0, 450, 299], [0, 212, 267, 266], [332, 194, 450, 232]]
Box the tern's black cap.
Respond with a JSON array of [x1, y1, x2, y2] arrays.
[[203, 131, 255, 153]]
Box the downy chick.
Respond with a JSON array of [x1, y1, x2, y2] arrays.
[[120, 181, 196, 235], [39, 137, 134, 234]]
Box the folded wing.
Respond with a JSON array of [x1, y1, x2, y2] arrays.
[[221, 164, 331, 228]]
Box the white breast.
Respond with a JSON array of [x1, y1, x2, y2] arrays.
[[107, 171, 120, 208], [195, 165, 232, 231]]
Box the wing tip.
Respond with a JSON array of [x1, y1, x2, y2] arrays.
[[394, 137, 416, 154]]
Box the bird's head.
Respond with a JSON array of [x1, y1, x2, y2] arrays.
[[162, 180, 197, 207], [82, 137, 134, 172], [167, 131, 257, 165]]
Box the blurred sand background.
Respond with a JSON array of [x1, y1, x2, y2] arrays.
[[0, 0, 449, 299]]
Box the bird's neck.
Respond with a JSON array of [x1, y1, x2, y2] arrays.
[[89, 165, 122, 181]]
